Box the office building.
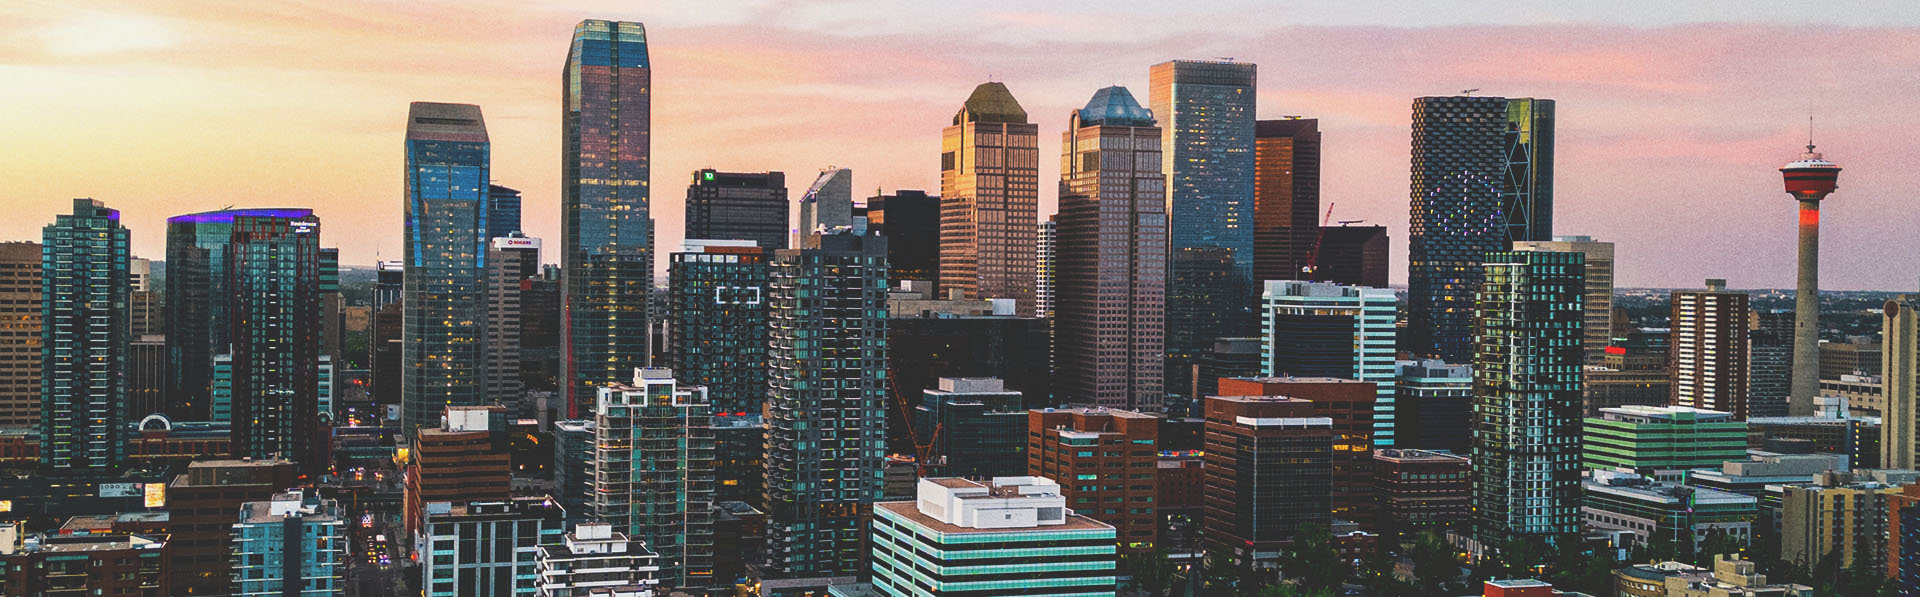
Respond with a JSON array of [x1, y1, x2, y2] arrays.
[[1201, 395, 1333, 571], [1311, 224, 1389, 288], [41, 198, 131, 472], [1252, 118, 1320, 284], [1028, 407, 1159, 551], [1748, 398, 1881, 469], [592, 368, 715, 591], [1394, 359, 1473, 453], [939, 82, 1039, 315], [1585, 329, 1673, 416], [562, 19, 653, 419], [1470, 250, 1584, 548], [166, 208, 316, 421], [225, 213, 327, 475], [420, 498, 566, 597], [1151, 59, 1256, 319], [762, 233, 889, 578], [1582, 470, 1756, 554], [403, 102, 491, 436], [486, 234, 539, 405], [0, 243, 38, 429], [1259, 280, 1399, 445], [534, 522, 663, 597], [0, 530, 168, 595], [1885, 297, 1918, 469], [913, 378, 1026, 478], [1582, 406, 1747, 475], [231, 490, 345, 596], [1513, 236, 1614, 364], [1750, 311, 1794, 418], [129, 335, 167, 419], [888, 303, 1050, 453], [1407, 96, 1555, 362], [1055, 86, 1166, 412], [1821, 339, 1881, 379], [868, 477, 1118, 597], [797, 167, 853, 240], [407, 405, 511, 536], [1195, 337, 1262, 400], [1037, 218, 1055, 318], [686, 169, 788, 251], [1218, 377, 1379, 523], [1166, 246, 1240, 400], [166, 459, 296, 594], [1372, 449, 1470, 535], [865, 190, 939, 291], [129, 256, 162, 337], [1780, 471, 1901, 573], [1671, 279, 1752, 418]]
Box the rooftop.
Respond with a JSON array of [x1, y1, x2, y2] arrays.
[[1076, 86, 1154, 127], [878, 500, 1111, 535], [955, 81, 1028, 125]]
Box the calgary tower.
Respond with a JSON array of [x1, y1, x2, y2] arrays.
[[1780, 141, 1842, 416]]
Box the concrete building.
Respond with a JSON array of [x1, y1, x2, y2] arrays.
[[686, 169, 789, 251], [486, 234, 539, 405], [232, 490, 345, 596], [1471, 250, 1585, 548], [1582, 470, 1756, 553], [1055, 86, 1166, 412], [1201, 395, 1333, 571], [867, 477, 1118, 597], [1780, 471, 1901, 573], [1218, 377, 1379, 524], [914, 378, 1027, 479], [1611, 557, 1811, 597], [1582, 406, 1748, 475], [939, 82, 1040, 315], [1671, 280, 1752, 418], [0, 530, 168, 596], [1513, 236, 1615, 365], [594, 368, 715, 591], [1028, 407, 1159, 551], [1258, 280, 1398, 445], [1882, 296, 1918, 469], [534, 522, 662, 597], [407, 405, 511, 537], [1821, 339, 1882, 380], [1394, 359, 1473, 453], [1371, 449, 1470, 535], [1778, 145, 1843, 415], [0, 242, 38, 429], [797, 167, 854, 242], [168, 459, 297, 595], [420, 498, 566, 597]]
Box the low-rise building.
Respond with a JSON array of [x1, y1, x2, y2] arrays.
[[0, 530, 168, 595], [1582, 470, 1755, 552], [232, 490, 345, 596], [1582, 406, 1747, 475], [868, 477, 1117, 596], [534, 522, 661, 597], [420, 498, 567, 597], [1612, 556, 1812, 596], [1371, 448, 1469, 535]]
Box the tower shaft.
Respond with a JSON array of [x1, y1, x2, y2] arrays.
[[1789, 199, 1821, 415]]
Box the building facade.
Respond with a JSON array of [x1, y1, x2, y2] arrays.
[[486, 234, 539, 406], [1671, 279, 1752, 418], [868, 478, 1118, 597], [1883, 296, 1918, 469], [686, 169, 788, 251], [420, 498, 567, 597], [1218, 377, 1378, 524], [534, 522, 662, 597], [1582, 470, 1756, 553], [1372, 449, 1471, 535], [1201, 395, 1333, 571], [41, 198, 131, 472], [1055, 86, 1166, 412], [1395, 359, 1473, 453], [1312, 225, 1389, 288], [865, 190, 939, 292], [407, 405, 512, 536], [1512, 236, 1614, 365], [1252, 118, 1320, 285], [225, 214, 326, 474], [797, 167, 853, 239], [1407, 96, 1555, 362], [1582, 406, 1747, 475], [232, 490, 345, 596], [914, 377, 1026, 479], [1259, 280, 1399, 446], [165, 208, 316, 421], [0, 242, 39, 429], [1027, 407, 1160, 552], [1470, 250, 1584, 548], [403, 102, 491, 437], [593, 368, 716, 591], [939, 82, 1039, 315]]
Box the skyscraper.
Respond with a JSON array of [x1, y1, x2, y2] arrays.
[[1259, 280, 1399, 446], [763, 232, 888, 578], [1407, 96, 1555, 362], [939, 82, 1039, 316], [487, 234, 539, 405], [226, 214, 326, 475], [0, 242, 40, 429], [1311, 225, 1389, 288], [488, 183, 523, 240], [668, 240, 770, 506], [128, 257, 162, 337], [865, 189, 939, 291], [1253, 118, 1321, 284], [1055, 86, 1167, 412], [166, 208, 316, 421], [404, 101, 491, 437], [594, 368, 716, 591], [1152, 60, 1257, 339], [1201, 395, 1333, 572], [686, 169, 789, 251], [40, 199, 130, 472], [1670, 279, 1752, 418], [796, 167, 852, 241], [1513, 235, 1615, 365], [562, 19, 652, 419], [1881, 296, 1918, 469], [1471, 250, 1584, 549]]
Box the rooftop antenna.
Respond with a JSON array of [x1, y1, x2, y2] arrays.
[[1807, 110, 1816, 153], [1461, 88, 1480, 96], [1218, 56, 1235, 62]]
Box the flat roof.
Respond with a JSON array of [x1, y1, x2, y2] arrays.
[[876, 501, 1112, 535]]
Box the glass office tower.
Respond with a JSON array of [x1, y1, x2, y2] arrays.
[[227, 214, 326, 475], [165, 208, 315, 421], [1150, 59, 1257, 333], [403, 102, 491, 437], [562, 19, 653, 419], [487, 184, 523, 239], [40, 199, 130, 472], [1407, 96, 1554, 362], [939, 82, 1040, 316]]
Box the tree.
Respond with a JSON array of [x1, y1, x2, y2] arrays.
[[1276, 523, 1344, 593], [1199, 552, 1240, 597], [1252, 585, 1335, 597], [1691, 527, 1748, 569], [1122, 548, 1176, 597], [1408, 530, 1463, 594]]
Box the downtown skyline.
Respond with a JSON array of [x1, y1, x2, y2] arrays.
[[4, 1, 1919, 290]]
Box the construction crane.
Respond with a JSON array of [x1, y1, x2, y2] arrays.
[[886, 371, 942, 476], [1337, 219, 1367, 226], [1301, 203, 1335, 277]]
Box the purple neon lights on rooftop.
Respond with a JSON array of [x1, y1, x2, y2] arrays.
[[167, 208, 315, 224]]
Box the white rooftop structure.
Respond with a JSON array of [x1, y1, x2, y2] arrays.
[[915, 477, 1070, 530]]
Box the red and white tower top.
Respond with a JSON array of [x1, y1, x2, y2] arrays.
[[1781, 144, 1842, 200]]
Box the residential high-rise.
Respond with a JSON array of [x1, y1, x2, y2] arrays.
[[686, 169, 789, 251], [1253, 118, 1321, 284], [404, 102, 491, 437], [1259, 280, 1399, 446], [0, 242, 40, 428], [1055, 86, 1166, 412], [232, 490, 345, 596], [489, 184, 523, 239], [1512, 235, 1615, 365], [668, 240, 770, 506], [129, 256, 162, 337], [407, 405, 511, 536], [1780, 144, 1843, 416], [1670, 279, 1752, 418], [1312, 225, 1389, 288], [1881, 296, 1918, 469], [762, 233, 888, 578], [40, 198, 130, 472], [1407, 96, 1555, 362], [914, 377, 1026, 479], [487, 234, 539, 405], [1470, 250, 1584, 549], [939, 82, 1040, 315], [165, 208, 315, 421], [1394, 359, 1473, 453], [562, 19, 652, 419], [797, 167, 853, 240], [865, 189, 939, 291], [868, 478, 1118, 597], [1218, 377, 1379, 525], [1781, 472, 1901, 574], [1037, 218, 1055, 318], [551, 419, 594, 518], [1581, 406, 1747, 475], [1201, 395, 1333, 572], [225, 214, 326, 475], [593, 368, 716, 591], [1750, 312, 1794, 418], [534, 522, 663, 597], [420, 498, 566, 597], [1028, 407, 1160, 552]]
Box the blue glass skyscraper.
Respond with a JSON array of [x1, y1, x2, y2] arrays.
[[227, 214, 325, 475], [166, 208, 315, 421], [562, 20, 652, 419], [40, 198, 130, 472], [487, 184, 522, 240], [403, 102, 491, 437]]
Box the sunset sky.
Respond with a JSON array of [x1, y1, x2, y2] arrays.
[[3, 1, 1916, 289]]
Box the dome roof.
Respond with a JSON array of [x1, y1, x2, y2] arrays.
[[955, 82, 1028, 125], [1076, 86, 1154, 127]]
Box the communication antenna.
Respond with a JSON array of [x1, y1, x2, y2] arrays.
[[1461, 88, 1480, 96]]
